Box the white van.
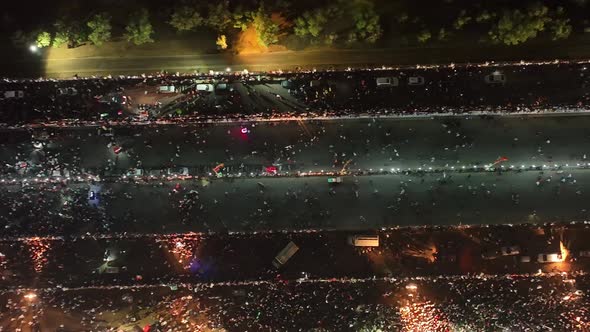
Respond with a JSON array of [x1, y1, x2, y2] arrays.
[[196, 84, 214, 92], [376, 77, 398, 87], [348, 235, 379, 247]]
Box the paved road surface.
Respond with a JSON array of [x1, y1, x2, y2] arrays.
[[9, 41, 590, 78], [0, 169, 587, 236], [2, 115, 590, 177]]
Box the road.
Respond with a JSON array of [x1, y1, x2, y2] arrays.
[[0, 169, 587, 237], [2, 115, 590, 178], [9, 39, 590, 78], [0, 220, 586, 288]]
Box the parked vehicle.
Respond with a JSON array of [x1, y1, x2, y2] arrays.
[[328, 177, 342, 184], [537, 253, 563, 263], [376, 77, 399, 87], [408, 76, 425, 85], [485, 72, 506, 84], [167, 167, 189, 176], [348, 235, 379, 247], [272, 241, 299, 268], [500, 245, 520, 256]]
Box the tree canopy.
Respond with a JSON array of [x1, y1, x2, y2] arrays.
[[169, 6, 204, 32], [52, 19, 86, 48], [251, 8, 280, 46], [35, 31, 52, 48], [206, 2, 233, 32], [124, 8, 154, 45], [294, 10, 328, 38], [488, 4, 551, 45], [87, 13, 112, 46]]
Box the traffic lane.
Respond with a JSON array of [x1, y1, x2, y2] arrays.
[[14, 115, 590, 173], [0, 169, 588, 236], [1, 114, 588, 178]]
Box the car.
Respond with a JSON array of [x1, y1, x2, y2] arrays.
[[159, 85, 176, 93], [196, 84, 214, 91], [281, 80, 295, 89], [376, 77, 399, 87], [309, 80, 322, 87], [126, 168, 144, 176], [537, 253, 563, 263], [485, 72, 506, 84], [167, 167, 189, 176], [408, 76, 425, 85], [3, 91, 16, 98], [500, 245, 520, 256], [481, 249, 499, 260], [328, 177, 342, 184]]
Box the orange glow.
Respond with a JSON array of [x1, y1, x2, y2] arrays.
[[162, 235, 200, 270], [560, 241, 569, 261], [399, 301, 450, 332], [26, 237, 51, 272]]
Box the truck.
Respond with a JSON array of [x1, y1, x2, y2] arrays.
[[272, 241, 299, 268], [348, 235, 379, 247], [327, 177, 342, 184]]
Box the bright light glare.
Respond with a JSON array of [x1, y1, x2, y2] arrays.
[[29, 45, 38, 53], [405, 283, 418, 291], [24, 292, 37, 300]]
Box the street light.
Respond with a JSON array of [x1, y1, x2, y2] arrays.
[[24, 292, 37, 301], [29, 45, 38, 53], [225, 67, 231, 72]]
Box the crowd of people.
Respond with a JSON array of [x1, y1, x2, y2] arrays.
[[3, 61, 590, 330], [2, 273, 588, 331], [1, 61, 590, 127]]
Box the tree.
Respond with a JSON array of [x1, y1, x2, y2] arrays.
[[488, 4, 550, 45], [438, 28, 450, 41], [453, 10, 472, 30], [351, 7, 382, 43], [475, 10, 494, 23], [345, 0, 382, 44], [207, 2, 233, 32], [550, 17, 572, 40], [52, 19, 86, 48], [11, 30, 28, 47], [232, 8, 253, 31], [36, 31, 52, 48], [251, 8, 280, 46], [216, 34, 228, 49], [52, 25, 69, 48], [550, 7, 572, 40], [125, 8, 154, 45], [417, 29, 431, 43], [169, 6, 203, 32], [87, 13, 112, 46], [294, 10, 328, 38]]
